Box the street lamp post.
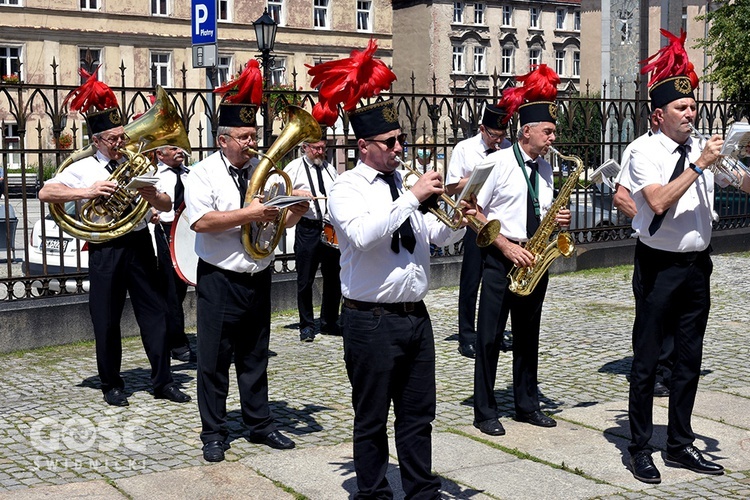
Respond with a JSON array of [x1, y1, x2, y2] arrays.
[[253, 8, 278, 149]]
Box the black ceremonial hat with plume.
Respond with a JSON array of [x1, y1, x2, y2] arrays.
[[641, 29, 699, 109], [214, 60, 263, 127], [306, 39, 397, 139], [62, 66, 122, 135], [497, 64, 560, 127]]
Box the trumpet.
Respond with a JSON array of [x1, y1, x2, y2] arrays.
[[689, 123, 749, 189], [396, 159, 500, 247]]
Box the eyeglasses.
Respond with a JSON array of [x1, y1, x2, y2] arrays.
[[366, 133, 407, 149], [306, 144, 326, 151], [224, 133, 257, 146], [97, 133, 130, 147], [484, 128, 507, 140]]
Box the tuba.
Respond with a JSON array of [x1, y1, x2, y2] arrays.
[[507, 147, 584, 296], [396, 158, 501, 246], [241, 105, 322, 259], [49, 86, 191, 242]]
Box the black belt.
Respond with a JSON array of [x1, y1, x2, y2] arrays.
[[298, 217, 323, 229], [636, 239, 711, 264], [343, 298, 424, 315]]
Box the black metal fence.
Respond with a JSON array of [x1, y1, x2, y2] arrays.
[[1, 62, 749, 301]]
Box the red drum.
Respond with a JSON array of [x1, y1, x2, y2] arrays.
[[320, 221, 339, 249], [169, 203, 198, 286]]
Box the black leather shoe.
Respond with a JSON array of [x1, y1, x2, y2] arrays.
[[653, 381, 670, 397], [299, 327, 315, 342], [171, 346, 196, 363], [458, 343, 476, 359], [268, 349, 278, 357], [630, 451, 661, 483], [155, 385, 191, 403], [473, 418, 505, 436], [249, 430, 295, 450], [103, 388, 129, 407], [665, 445, 724, 475], [515, 410, 557, 428], [202, 441, 229, 462]]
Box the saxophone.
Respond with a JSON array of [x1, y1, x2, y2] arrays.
[[507, 146, 584, 296]]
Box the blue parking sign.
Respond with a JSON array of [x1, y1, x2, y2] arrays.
[[192, 0, 217, 45]]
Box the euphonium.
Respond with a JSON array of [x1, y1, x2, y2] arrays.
[[240, 105, 322, 259], [396, 158, 501, 247], [689, 123, 750, 189], [507, 146, 584, 296], [49, 86, 192, 242]]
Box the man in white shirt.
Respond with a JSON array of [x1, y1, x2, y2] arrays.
[[185, 99, 309, 463], [473, 66, 571, 437], [626, 34, 739, 483], [284, 137, 341, 342], [152, 146, 194, 362], [446, 104, 512, 358], [329, 99, 468, 499], [39, 81, 190, 408]]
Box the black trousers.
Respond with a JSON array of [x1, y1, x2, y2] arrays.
[[196, 260, 275, 444], [474, 245, 548, 423], [294, 220, 341, 331], [457, 229, 482, 346], [628, 241, 712, 456], [342, 302, 441, 500], [154, 222, 189, 351], [88, 228, 172, 394]]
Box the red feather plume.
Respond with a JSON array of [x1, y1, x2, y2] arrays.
[[306, 39, 397, 127], [62, 66, 118, 113], [640, 29, 699, 89], [214, 60, 263, 105], [498, 64, 560, 123]]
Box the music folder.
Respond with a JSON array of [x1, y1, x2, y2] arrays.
[[263, 195, 315, 209], [125, 176, 160, 190], [456, 160, 494, 204], [589, 159, 621, 189]]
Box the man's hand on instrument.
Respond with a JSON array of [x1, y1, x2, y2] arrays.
[[410, 170, 443, 203], [246, 197, 280, 223], [88, 180, 118, 198], [457, 195, 485, 227], [499, 237, 535, 268], [695, 135, 723, 169], [555, 207, 571, 228]]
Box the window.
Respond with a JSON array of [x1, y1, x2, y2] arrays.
[[473, 46, 486, 74], [270, 58, 287, 86], [530, 7, 539, 28], [152, 0, 169, 16], [218, 0, 231, 22], [682, 6, 688, 34], [268, 0, 284, 25], [80, 0, 98, 10], [502, 5, 512, 26], [452, 45, 464, 73], [3, 124, 21, 169], [556, 9, 565, 29], [501, 47, 513, 74], [357, 0, 372, 32], [555, 51, 564, 76], [78, 48, 102, 82], [572, 51, 580, 77], [150, 52, 171, 87], [529, 48, 541, 67], [453, 2, 463, 23], [573, 11, 581, 31], [314, 0, 330, 29], [474, 3, 484, 25], [0, 0, 21, 5], [217, 55, 233, 86], [0, 46, 21, 81]]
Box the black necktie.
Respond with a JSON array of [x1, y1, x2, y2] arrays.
[[170, 167, 185, 210], [105, 159, 118, 174], [526, 160, 540, 238], [648, 144, 689, 236], [230, 166, 248, 200], [315, 165, 327, 196], [378, 173, 416, 254], [485, 148, 497, 156]]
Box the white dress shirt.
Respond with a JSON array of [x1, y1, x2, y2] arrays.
[[284, 156, 336, 221], [628, 133, 715, 252], [475, 146, 554, 242], [446, 133, 512, 185], [45, 150, 157, 233], [154, 161, 189, 224], [615, 130, 657, 191], [329, 160, 465, 303], [185, 151, 272, 273]]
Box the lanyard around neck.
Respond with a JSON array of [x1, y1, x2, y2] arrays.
[[513, 143, 540, 218]]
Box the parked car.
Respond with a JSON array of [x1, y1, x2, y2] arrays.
[[25, 202, 90, 292]]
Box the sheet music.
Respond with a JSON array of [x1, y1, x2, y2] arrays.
[[589, 159, 621, 189], [457, 161, 494, 203], [125, 176, 160, 190], [721, 122, 750, 157], [263, 195, 314, 209]]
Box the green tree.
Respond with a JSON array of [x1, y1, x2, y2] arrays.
[[696, 1, 750, 119], [555, 92, 604, 169]]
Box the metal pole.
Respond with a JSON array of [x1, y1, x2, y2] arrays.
[[262, 49, 272, 150]]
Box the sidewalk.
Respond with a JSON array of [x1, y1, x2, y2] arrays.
[[1, 254, 749, 499]]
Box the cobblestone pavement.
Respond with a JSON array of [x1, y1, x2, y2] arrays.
[[0, 253, 749, 498]]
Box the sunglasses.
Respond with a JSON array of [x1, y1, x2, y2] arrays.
[[366, 133, 407, 149]]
